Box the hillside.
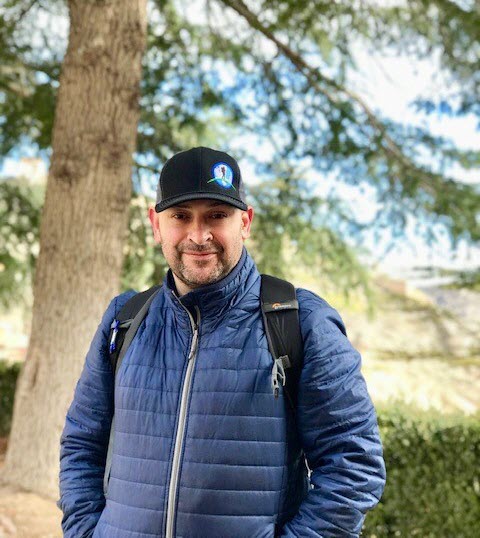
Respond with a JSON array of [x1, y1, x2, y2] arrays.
[[294, 273, 480, 415]]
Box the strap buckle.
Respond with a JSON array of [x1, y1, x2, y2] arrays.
[[272, 356, 287, 399]]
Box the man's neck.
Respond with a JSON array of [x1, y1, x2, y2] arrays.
[[172, 274, 193, 297]]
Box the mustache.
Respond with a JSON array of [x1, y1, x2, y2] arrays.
[[178, 244, 222, 254]]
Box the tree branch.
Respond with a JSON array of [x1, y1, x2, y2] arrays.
[[134, 160, 160, 173], [220, 0, 440, 194], [5, 0, 39, 24]]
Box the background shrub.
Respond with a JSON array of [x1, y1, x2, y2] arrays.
[[364, 405, 480, 537], [0, 361, 21, 436]]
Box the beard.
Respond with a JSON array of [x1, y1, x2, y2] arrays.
[[164, 240, 241, 291]]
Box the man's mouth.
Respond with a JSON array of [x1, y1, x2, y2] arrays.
[[183, 251, 218, 257]]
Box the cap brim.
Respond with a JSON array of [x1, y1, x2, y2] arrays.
[[155, 192, 248, 212]]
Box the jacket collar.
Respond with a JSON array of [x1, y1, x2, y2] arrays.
[[163, 247, 259, 319]]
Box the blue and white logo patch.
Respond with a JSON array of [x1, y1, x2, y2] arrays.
[[208, 162, 235, 190]]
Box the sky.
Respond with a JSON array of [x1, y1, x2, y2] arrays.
[[347, 48, 479, 278], [1, 1, 479, 284]]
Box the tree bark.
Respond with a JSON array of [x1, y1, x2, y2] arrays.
[[1, 0, 147, 498]]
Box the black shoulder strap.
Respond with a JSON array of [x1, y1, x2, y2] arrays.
[[104, 284, 161, 495], [108, 285, 162, 374], [260, 274, 303, 411]]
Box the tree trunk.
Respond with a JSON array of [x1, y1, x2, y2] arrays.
[[1, 0, 147, 498]]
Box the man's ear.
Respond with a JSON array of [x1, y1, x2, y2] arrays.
[[241, 206, 254, 241], [148, 206, 162, 244]]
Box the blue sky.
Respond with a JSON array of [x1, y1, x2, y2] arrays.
[[347, 48, 479, 276]]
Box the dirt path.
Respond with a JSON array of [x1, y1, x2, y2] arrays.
[[0, 484, 61, 538], [0, 444, 61, 538]]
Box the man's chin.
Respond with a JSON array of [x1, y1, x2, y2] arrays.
[[177, 265, 225, 289]]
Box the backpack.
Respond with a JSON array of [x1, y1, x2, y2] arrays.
[[103, 274, 303, 494]]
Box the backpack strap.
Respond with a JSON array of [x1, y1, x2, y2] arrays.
[[108, 285, 162, 374], [104, 284, 161, 495], [260, 274, 303, 412]]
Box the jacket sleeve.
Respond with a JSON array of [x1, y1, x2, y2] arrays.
[[279, 289, 386, 538], [57, 291, 136, 538]]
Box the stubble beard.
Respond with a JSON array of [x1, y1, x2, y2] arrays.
[[167, 241, 242, 290]]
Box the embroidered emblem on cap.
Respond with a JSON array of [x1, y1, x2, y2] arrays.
[[208, 162, 236, 190]]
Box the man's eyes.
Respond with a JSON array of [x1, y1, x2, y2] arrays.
[[170, 212, 228, 220], [210, 212, 228, 219]]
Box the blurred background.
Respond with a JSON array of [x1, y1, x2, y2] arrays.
[[0, 0, 479, 536]]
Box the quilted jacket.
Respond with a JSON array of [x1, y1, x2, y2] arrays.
[[58, 249, 386, 537]]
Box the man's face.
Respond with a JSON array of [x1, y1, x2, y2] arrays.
[[149, 199, 254, 295]]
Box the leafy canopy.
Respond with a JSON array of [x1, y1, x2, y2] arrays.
[[0, 0, 478, 304]]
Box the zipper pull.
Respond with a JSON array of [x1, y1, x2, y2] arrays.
[[187, 306, 200, 361], [109, 319, 120, 353], [272, 357, 287, 399], [188, 325, 199, 360]]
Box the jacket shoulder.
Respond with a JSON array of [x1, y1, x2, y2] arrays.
[[111, 289, 138, 313], [105, 289, 138, 317], [296, 288, 332, 311], [296, 287, 347, 337], [96, 289, 138, 338]]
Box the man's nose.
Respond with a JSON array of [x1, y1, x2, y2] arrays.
[[187, 219, 213, 244]]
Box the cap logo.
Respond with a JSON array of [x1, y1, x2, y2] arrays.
[[208, 162, 236, 190]]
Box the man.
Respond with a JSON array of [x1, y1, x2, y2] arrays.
[[59, 147, 386, 538]]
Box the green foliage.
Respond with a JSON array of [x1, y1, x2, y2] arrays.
[[249, 174, 373, 298], [1, 0, 479, 296], [0, 360, 21, 436], [365, 0, 480, 119], [120, 191, 169, 293], [0, 178, 43, 308], [364, 406, 480, 537], [0, 0, 63, 154], [445, 268, 480, 292], [0, 179, 166, 303]]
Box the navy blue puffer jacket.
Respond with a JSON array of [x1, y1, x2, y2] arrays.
[[59, 249, 385, 537]]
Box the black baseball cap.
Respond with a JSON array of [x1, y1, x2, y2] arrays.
[[155, 147, 248, 212]]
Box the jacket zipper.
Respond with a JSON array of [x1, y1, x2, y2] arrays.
[[165, 299, 200, 538]]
